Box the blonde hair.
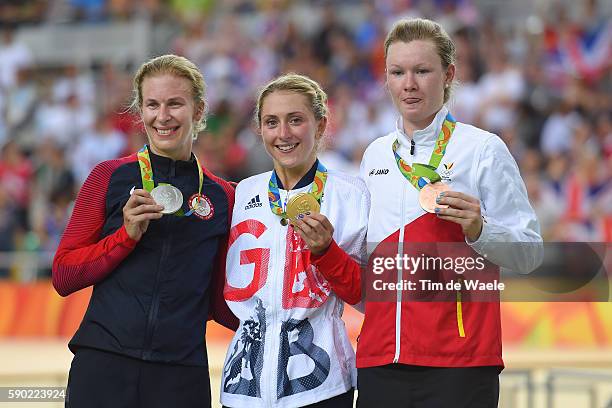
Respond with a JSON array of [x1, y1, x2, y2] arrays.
[[255, 73, 328, 129], [384, 18, 456, 103], [130, 54, 207, 138]]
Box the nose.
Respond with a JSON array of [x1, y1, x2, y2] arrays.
[[403, 72, 417, 91], [157, 104, 171, 123], [279, 121, 291, 140]]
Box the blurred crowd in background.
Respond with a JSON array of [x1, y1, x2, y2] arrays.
[[0, 0, 610, 279]]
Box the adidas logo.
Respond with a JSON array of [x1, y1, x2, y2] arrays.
[[245, 194, 263, 210]]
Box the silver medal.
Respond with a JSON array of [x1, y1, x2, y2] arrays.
[[151, 185, 183, 214]]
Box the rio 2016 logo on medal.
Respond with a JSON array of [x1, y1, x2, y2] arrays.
[[189, 193, 214, 220]]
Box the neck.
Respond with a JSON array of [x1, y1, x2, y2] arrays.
[[148, 144, 191, 162], [402, 110, 440, 138], [274, 156, 317, 190]]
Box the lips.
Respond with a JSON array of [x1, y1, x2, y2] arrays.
[[155, 126, 179, 136], [276, 143, 298, 153], [402, 97, 421, 105]]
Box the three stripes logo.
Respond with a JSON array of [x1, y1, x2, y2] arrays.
[[244, 194, 263, 210]]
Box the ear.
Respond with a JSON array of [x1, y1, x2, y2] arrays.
[[194, 100, 205, 122], [445, 64, 456, 87], [315, 116, 328, 140]]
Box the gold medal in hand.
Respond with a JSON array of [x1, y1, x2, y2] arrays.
[[285, 193, 320, 224]]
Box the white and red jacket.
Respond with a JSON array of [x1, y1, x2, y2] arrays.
[[355, 106, 542, 369], [314, 106, 542, 369], [221, 167, 369, 408]]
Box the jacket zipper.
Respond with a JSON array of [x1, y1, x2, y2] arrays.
[[142, 162, 176, 360], [393, 182, 407, 363], [266, 196, 285, 407], [142, 216, 171, 360]]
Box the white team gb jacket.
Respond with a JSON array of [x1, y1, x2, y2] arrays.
[[221, 168, 369, 408]]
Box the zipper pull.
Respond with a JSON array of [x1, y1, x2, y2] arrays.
[[410, 139, 415, 155]]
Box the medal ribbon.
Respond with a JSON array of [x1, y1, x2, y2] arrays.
[[136, 145, 204, 216], [392, 113, 456, 191], [268, 161, 328, 219]]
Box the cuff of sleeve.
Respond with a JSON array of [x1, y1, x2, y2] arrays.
[[117, 225, 138, 249], [466, 219, 489, 250], [310, 239, 344, 276]]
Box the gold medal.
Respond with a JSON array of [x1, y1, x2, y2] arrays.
[[285, 193, 320, 223], [418, 182, 450, 213]]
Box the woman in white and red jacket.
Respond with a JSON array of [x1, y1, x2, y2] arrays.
[[314, 18, 542, 407]]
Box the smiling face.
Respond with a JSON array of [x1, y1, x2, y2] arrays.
[[141, 74, 203, 161], [260, 90, 325, 183], [386, 39, 454, 135]]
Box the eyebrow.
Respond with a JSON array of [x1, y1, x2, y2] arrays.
[[262, 111, 305, 118], [144, 96, 187, 103]]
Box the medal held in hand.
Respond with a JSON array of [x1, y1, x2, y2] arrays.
[[418, 182, 450, 213], [286, 192, 321, 223], [151, 184, 184, 214]]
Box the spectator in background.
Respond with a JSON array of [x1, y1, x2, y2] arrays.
[[5, 67, 37, 146], [0, 141, 33, 232], [0, 26, 33, 91], [30, 140, 76, 252], [0, 184, 20, 277], [476, 42, 525, 134], [71, 114, 126, 185], [540, 98, 582, 158], [53, 64, 95, 107], [35, 91, 95, 149], [69, 0, 107, 22]]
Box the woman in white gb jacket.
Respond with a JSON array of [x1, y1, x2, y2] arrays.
[[220, 74, 369, 408]]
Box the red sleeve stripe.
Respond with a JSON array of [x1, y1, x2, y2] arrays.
[[52, 156, 138, 297], [203, 167, 238, 330]]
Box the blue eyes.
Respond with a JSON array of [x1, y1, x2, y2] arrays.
[[264, 118, 303, 128], [390, 69, 430, 76]]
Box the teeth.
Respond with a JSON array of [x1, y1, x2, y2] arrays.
[[157, 128, 173, 135], [277, 144, 297, 152]]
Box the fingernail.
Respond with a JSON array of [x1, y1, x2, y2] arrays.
[[438, 192, 445, 197], [435, 197, 441, 204], [434, 208, 440, 214]]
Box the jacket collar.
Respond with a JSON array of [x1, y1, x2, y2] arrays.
[[395, 105, 449, 150]]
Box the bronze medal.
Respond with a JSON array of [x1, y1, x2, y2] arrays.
[[418, 182, 450, 213]]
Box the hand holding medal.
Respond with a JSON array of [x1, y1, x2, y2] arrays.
[[292, 210, 335, 256], [433, 190, 483, 242], [123, 189, 164, 241]]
